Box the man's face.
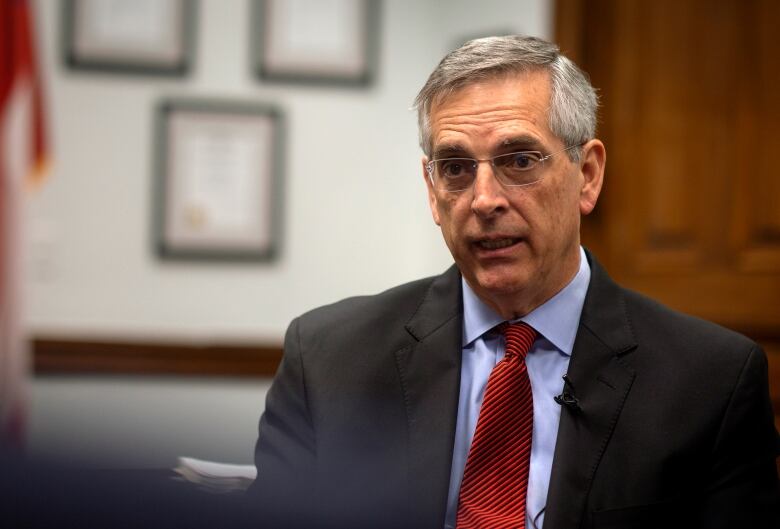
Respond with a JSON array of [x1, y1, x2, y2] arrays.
[[422, 70, 602, 317]]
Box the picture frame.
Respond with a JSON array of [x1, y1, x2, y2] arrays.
[[251, 0, 380, 86], [62, 0, 196, 75], [153, 98, 284, 262]]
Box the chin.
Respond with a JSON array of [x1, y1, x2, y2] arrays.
[[473, 270, 530, 298]]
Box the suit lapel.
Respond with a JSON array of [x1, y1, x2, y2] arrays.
[[394, 266, 463, 529], [543, 253, 638, 529]]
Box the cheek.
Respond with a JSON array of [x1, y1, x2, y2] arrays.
[[546, 186, 582, 239], [437, 198, 466, 242], [527, 184, 577, 239], [436, 195, 457, 220]]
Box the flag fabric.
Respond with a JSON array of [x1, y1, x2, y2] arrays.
[[0, 0, 49, 447]]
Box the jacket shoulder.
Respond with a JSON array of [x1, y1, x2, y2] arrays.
[[290, 272, 450, 351], [621, 287, 757, 354]]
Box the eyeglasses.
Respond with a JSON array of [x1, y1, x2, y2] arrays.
[[426, 144, 581, 192]]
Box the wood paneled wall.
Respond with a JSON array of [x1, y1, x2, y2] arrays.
[[556, 0, 780, 429]]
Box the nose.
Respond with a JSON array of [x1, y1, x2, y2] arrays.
[[470, 161, 508, 218]]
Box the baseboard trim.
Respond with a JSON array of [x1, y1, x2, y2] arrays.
[[32, 337, 283, 377]]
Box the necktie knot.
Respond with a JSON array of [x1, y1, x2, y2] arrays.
[[501, 321, 537, 360]]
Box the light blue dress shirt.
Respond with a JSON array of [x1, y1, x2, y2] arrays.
[[444, 247, 591, 529]]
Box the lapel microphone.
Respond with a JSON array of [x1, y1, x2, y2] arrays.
[[554, 374, 581, 412]]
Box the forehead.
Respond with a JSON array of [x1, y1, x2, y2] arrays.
[[429, 70, 554, 153]]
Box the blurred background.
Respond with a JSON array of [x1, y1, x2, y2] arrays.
[[6, 0, 552, 468], [1, 0, 778, 469]]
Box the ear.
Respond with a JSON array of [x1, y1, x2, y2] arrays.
[[578, 139, 606, 215], [422, 157, 442, 225]]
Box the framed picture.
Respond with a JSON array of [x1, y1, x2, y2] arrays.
[[62, 0, 196, 75], [153, 99, 284, 261], [252, 0, 380, 86]]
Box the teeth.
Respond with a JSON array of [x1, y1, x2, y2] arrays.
[[479, 238, 516, 250]]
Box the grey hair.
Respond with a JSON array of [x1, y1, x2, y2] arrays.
[[413, 35, 598, 161]]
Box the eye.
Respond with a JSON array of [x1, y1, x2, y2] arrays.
[[514, 154, 533, 169], [501, 152, 541, 171], [440, 159, 470, 178]]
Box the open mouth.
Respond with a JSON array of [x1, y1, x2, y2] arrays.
[[476, 238, 521, 250]]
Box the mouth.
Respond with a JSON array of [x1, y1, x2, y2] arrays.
[[474, 237, 523, 251]]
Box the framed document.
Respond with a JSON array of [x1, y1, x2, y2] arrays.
[[252, 0, 380, 86], [62, 0, 196, 75], [153, 99, 284, 261]]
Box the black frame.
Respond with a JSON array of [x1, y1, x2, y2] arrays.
[[251, 0, 380, 86], [62, 0, 197, 76], [152, 98, 284, 262]]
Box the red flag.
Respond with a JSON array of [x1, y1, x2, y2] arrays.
[[0, 0, 49, 447]]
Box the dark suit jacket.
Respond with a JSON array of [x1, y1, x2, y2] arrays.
[[250, 252, 780, 528]]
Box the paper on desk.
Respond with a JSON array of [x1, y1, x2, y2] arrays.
[[173, 456, 256, 493]]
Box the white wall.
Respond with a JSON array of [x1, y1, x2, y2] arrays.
[[27, 0, 552, 467]]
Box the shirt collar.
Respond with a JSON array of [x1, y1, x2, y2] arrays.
[[462, 246, 591, 356]]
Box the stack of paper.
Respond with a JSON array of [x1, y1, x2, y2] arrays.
[[173, 456, 257, 494]]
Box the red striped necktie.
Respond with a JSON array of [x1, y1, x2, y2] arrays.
[[456, 321, 537, 529]]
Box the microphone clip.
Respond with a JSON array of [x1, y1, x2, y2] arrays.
[[554, 374, 581, 412]]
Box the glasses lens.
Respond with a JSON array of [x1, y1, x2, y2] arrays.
[[435, 159, 475, 191], [493, 152, 543, 186]]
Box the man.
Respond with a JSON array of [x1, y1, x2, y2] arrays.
[[250, 36, 780, 528]]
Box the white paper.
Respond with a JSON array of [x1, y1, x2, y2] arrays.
[[91, 0, 172, 44], [166, 110, 274, 250], [264, 0, 365, 75], [284, 0, 352, 55], [176, 456, 257, 480], [75, 0, 182, 62]]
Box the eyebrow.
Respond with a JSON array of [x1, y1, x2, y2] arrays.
[[432, 135, 545, 159], [432, 143, 470, 159], [498, 135, 544, 151]]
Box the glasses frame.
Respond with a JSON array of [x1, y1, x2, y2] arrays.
[[426, 143, 582, 192]]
